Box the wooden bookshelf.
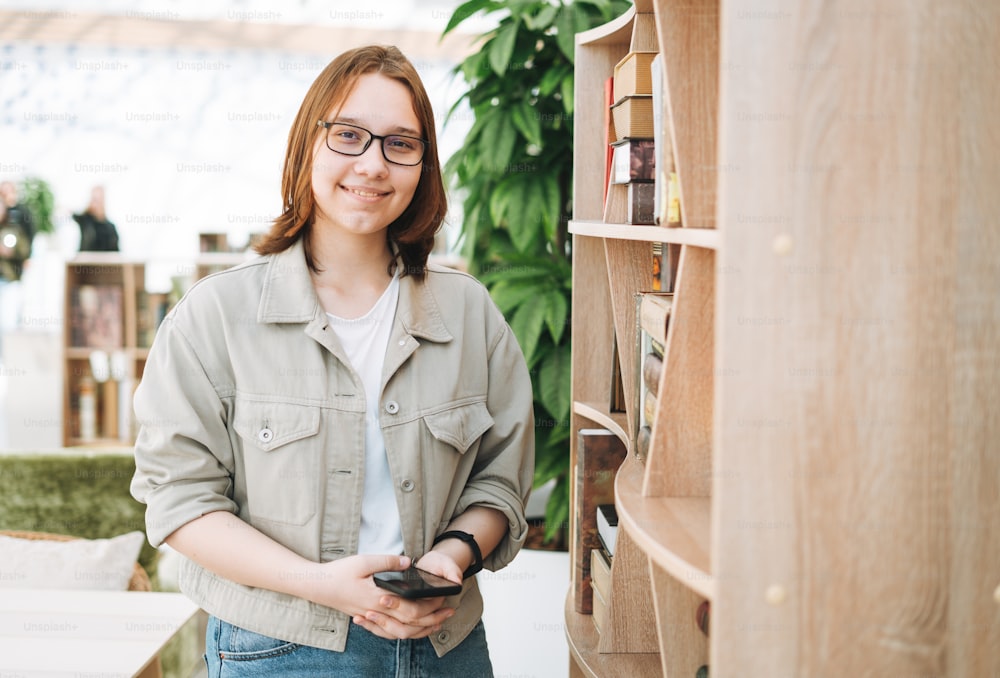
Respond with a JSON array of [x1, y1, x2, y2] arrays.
[[62, 252, 246, 447], [567, 1, 999, 676]]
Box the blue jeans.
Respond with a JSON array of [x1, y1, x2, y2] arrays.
[[204, 615, 494, 677]]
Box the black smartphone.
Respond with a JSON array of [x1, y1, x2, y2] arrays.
[[372, 566, 463, 599]]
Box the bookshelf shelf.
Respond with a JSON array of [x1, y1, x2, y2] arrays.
[[573, 402, 628, 446], [615, 456, 713, 600], [568, 220, 720, 249], [563, 594, 660, 678]]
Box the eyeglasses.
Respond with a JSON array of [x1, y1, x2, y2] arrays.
[[317, 121, 427, 166]]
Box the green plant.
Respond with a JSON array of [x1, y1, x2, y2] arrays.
[[442, 0, 631, 544], [19, 176, 55, 234]]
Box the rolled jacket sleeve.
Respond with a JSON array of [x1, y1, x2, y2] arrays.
[[453, 321, 535, 571], [130, 314, 238, 546]]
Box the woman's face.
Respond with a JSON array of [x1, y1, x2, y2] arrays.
[[310, 73, 423, 241]]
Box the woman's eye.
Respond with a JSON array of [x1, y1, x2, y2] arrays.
[[387, 137, 416, 150]]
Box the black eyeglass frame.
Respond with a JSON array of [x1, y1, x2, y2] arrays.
[[316, 120, 428, 166]]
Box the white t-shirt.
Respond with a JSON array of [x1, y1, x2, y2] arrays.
[[326, 274, 404, 556]]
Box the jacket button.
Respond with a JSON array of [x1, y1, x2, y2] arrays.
[[257, 427, 274, 443], [385, 401, 400, 415], [436, 630, 450, 643], [400, 479, 415, 492]]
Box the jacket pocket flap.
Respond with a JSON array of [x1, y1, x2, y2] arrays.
[[423, 401, 494, 454], [234, 399, 321, 452]]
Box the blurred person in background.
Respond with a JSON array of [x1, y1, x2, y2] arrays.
[[73, 185, 120, 252], [0, 180, 36, 359]]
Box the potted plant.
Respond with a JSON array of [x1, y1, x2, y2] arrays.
[[442, 0, 631, 548], [19, 176, 56, 234]]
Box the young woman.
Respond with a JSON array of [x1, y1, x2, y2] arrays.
[[130, 45, 535, 676]]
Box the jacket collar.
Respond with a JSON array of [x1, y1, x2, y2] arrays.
[[258, 237, 452, 343]]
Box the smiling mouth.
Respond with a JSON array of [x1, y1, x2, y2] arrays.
[[342, 185, 390, 199]]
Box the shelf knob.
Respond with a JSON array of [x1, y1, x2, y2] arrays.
[[994, 584, 1000, 605], [765, 584, 787, 606], [772, 234, 793, 256]]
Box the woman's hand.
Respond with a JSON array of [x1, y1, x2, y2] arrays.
[[164, 513, 456, 640], [299, 554, 455, 640], [413, 549, 465, 584]]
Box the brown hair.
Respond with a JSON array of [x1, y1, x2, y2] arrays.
[[254, 45, 446, 279]]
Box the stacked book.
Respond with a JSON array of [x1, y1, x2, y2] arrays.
[[608, 51, 658, 225], [590, 503, 616, 634], [633, 292, 672, 462]]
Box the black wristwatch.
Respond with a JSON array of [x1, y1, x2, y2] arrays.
[[433, 530, 484, 579]]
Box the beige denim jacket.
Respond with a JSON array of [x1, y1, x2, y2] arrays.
[[130, 238, 535, 656]]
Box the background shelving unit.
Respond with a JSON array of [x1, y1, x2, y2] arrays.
[[62, 252, 247, 447], [567, 1, 999, 677], [62, 255, 148, 447]]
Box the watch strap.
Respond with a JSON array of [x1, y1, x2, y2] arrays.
[[432, 530, 484, 579]]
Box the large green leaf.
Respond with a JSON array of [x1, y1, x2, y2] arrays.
[[539, 173, 562, 241], [443, 0, 503, 37], [538, 340, 571, 420], [490, 278, 542, 315], [511, 100, 543, 148], [509, 292, 549, 365], [481, 112, 518, 176], [555, 4, 590, 62], [525, 3, 559, 30], [489, 21, 520, 76], [542, 288, 569, 344]]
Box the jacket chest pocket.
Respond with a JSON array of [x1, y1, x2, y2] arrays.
[[422, 401, 494, 455], [233, 399, 321, 526]]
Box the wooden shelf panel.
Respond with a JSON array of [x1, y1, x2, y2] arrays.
[[573, 401, 629, 450], [570, 220, 720, 249], [616, 456, 714, 600], [656, 0, 719, 230], [576, 5, 635, 47], [564, 593, 661, 678]]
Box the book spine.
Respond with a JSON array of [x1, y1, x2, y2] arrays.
[[573, 429, 627, 614], [635, 425, 652, 464], [643, 351, 663, 396]]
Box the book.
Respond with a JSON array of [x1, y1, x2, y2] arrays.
[[613, 51, 658, 100], [643, 388, 658, 425], [611, 95, 654, 140], [627, 183, 656, 225], [667, 171, 682, 224], [610, 139, 655, 184], [70, 285, 124, 348], [633, 292, 672, 451], [639, 292, 673, 346], [603, 75, 615, 205], [652, 52, 667, 224], [609, 330, 627, 413], [643, 350, 663, 396], [573, 428, 627, 614], [590, 546, 612, 634], [635, 424, 652, 464], [596, 503, 619, 557], [592, 573, 609, 634], [652, 241, 680, 293]]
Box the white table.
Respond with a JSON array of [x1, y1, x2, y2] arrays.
[[0, 589, 201, 677]]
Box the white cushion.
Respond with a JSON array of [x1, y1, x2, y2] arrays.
[[0, 531, 145, 590]]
